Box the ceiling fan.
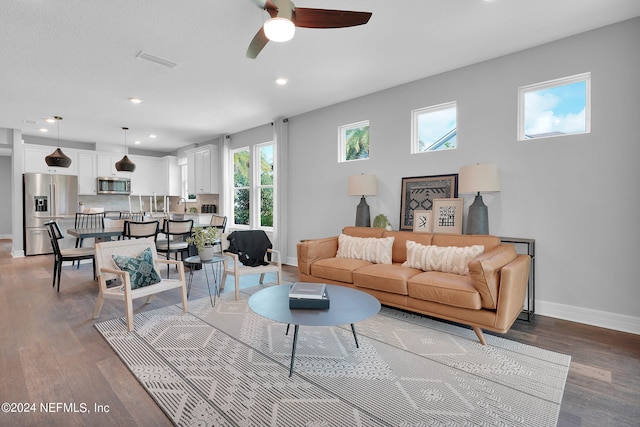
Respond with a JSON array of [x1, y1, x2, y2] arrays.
[[247, 0, 372, 58]]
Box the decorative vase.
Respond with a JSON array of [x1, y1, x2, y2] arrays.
[[198, 246, 215, 262]]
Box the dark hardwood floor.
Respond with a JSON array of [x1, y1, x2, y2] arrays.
[[0, 239, 638, 426]]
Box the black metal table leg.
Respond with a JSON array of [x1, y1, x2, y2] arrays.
[[289, 324, 299, 377], [351, 323, 359, 348]]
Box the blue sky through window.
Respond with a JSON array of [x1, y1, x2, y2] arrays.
[[524, 80, 587, 137]]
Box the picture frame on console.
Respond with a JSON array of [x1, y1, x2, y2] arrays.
[[432, 198, 464, 234], [399, 174, 458, 230], [412, 210, 432, 233]]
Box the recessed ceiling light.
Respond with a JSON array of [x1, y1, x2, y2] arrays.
[[149, 134, 157, 139], [39, 128, 48, 132], [275, 78, 288, 86], [45, 117, 56, 123], [134, 140, 141, 145], [129, 97, 143, 104]]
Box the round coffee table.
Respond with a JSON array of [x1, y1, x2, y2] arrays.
[[248, 283, 381, 376]]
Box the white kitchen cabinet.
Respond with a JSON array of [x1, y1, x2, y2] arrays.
[[97, 154, 131, 178], [24, 146, 78, 175], [77, 152, 97, 195], [186, 145, 219, 195], [150, 156, 181, 197], [129, 156, 150, 195]]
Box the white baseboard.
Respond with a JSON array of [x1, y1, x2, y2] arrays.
[[537, 300, 640, 335], [286, 256, 298, 266]]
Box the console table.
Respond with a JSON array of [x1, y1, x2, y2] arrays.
[[500, 237, 535, 321]]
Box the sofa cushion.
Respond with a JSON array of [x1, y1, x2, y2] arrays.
[[353, 263, 422, 295], [336, 234, 394, 264], [408, 272, 482, 310], [468, 244, 518, 309], [402, 241, 484, 276], [342, 226, 385, 238], [382, 231, 433, 264], [310, 257, 372, 284]]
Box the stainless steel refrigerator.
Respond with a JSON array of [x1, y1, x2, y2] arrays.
[[23, 173, 78, 255]]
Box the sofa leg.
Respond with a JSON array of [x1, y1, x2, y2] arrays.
[[472, 327, 487, 345]]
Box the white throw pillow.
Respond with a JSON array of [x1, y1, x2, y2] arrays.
[[402, 240, 484, 276], [336, 234, 394, 264]]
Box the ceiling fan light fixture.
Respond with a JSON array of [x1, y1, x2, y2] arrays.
[[264, 17, 295, 42]]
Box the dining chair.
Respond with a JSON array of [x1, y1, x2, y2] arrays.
[[123, 220, 159, 242], [156, 219, 194, 277], [93, 238, 188, 332], [74, 211, 105, 268], [45, 221, 96, 292], [209, 215, 227, 253], [220, 230, 282, 300], [120, 211, 146, 221]]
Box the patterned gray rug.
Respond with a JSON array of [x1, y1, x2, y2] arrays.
[[95, 285, 570, 426]]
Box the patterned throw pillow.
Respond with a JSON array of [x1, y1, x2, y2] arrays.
[[402, 240, 484, 276], [112, 247, 162, 289], [336, 234, 394, 264]]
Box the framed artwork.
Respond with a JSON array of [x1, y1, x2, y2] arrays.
[[432, 198, 464, 234], [413, 210, 432, 233], [400, 174, 458, 230]]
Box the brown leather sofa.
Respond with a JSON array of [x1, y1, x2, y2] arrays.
[[297, 226, 531, 344]]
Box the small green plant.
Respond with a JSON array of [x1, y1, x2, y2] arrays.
[[373, 214, 391, 229], [186, 227, 220, 251]]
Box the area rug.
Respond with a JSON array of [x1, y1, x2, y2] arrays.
[[95, 286, 570, 426]]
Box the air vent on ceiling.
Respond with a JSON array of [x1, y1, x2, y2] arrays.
[[135, 51, 178, 69], [23, 119, 38, 126]]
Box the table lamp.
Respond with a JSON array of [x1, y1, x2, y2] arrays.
[[348, 174, 377, 227], [458, 164, 500, 234]]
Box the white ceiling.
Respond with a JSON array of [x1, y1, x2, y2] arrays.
[[1, 0, 639, 153]]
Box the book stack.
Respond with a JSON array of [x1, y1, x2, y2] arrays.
[[288, 282, 330, 309]]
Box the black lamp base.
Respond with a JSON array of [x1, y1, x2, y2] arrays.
[[355, 196, 371, 227], [466, 193, 489, 235]]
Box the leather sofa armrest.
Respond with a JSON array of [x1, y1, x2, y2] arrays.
[[493, 254, 531, 331], [297, 236, 339, 275], [468, 244, 518, 309]]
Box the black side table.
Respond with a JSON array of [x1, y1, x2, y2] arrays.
[[500, 237, 535, 321], [184, 255, 225, 307]]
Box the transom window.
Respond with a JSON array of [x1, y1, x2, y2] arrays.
[[411, 101, 457, 153], [518, 72, 591, 140]]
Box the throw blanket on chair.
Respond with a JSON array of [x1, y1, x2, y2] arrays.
[[225, 230, 272, 267]]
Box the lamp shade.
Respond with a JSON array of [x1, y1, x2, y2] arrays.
[[264, 17, 295, 42], [348, 174, 377, 196], [458, 164, 500, 194]]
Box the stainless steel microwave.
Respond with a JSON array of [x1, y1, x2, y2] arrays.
[[97, 177, 131, 195]]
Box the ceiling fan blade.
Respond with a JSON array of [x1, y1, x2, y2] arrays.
[[246, 27, 269, 59], [292, 8, 372, 29]]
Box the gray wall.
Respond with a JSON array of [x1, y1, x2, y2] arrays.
[[285, 18, 640, 324], [0, 156, 12, 237]]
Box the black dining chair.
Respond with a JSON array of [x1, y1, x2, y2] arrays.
[[123, 220, 159, 242], [45, 221, 96, 292], [156, 219, 193, 277], [209, 215, 227, 253], [74, 211, 105, 268]]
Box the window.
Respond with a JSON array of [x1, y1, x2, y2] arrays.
[[518, 73, 590, 140], [411, 101, 457, 153], [230, 143, 275, 229], [338, 120, 370, 162]]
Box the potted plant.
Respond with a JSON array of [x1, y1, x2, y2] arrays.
[[373, 214, 392, 230], [186, 226, 220, 261]]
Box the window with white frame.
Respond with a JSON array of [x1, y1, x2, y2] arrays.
[[230, 142, 275, 229], [518, 72, 590, 140], [411, 101, 457, 153], [338, 120, 370, 162]]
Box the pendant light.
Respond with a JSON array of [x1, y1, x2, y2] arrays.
[[115, 127, 136, 172], [44, 116, 72, 168]]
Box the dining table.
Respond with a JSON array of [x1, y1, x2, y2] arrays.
[[66, 227, 124, 241]]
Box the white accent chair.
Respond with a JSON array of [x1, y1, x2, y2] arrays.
[[220, 232, 282, 300], [93, 238, 188, 332]]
